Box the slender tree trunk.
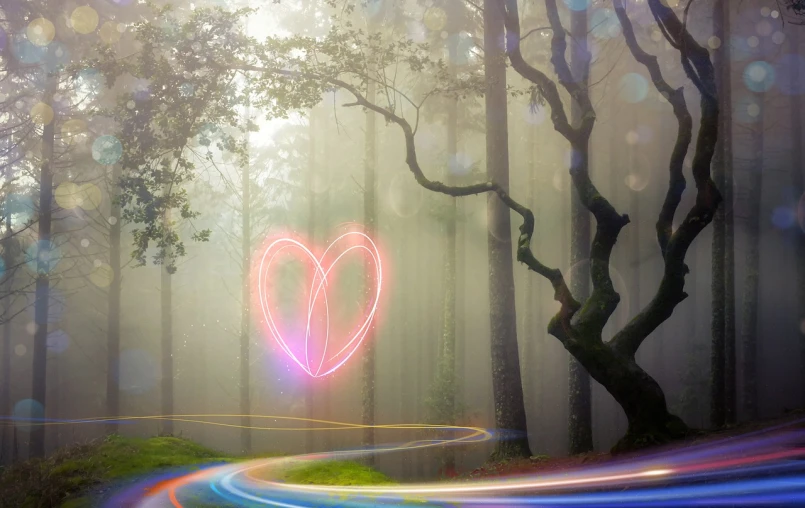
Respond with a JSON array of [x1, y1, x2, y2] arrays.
[[629, 123, 642, 368], [711, 0, 736, 427], [454, 151, 466, 468], [1, 293, 10, 464], [721, 0, 736, 426], [50, 356, 59, 449], [741, 93, 764, 422], [106, 164, 122, 435], [240, 103, 252, 454], [791, 29, 805, 412], [30, 75, 58, 458], [306, 108, 317, 454], [608, 104, 624, 435], [362, 66, 378, 461], [320, 154, 333, 452], [436, 90, 458, 472], [1, 110, 17, 465], [12, 426, 17, 463], [160, 184, 174, 436], [710, 0, 727, 429], [524, 118, 542, 449], [1, 211, 13, 463], [432, 2, 462, 472], [568, 5, 593, 455], [484, 0, 531, 459]]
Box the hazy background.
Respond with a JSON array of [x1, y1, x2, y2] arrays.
[[1, 0, 803, 480]]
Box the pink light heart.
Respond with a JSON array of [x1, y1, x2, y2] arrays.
[[254, 229, 382, 378]]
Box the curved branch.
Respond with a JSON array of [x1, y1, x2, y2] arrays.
[[543, 0, 596, 137], [336, 76, 582, 340], [613, 0, 692, 256], [611, 0, 722, 358], [502, 0, 627, 337], [501, 0, 574, 140], [235, 61, 582, 340]]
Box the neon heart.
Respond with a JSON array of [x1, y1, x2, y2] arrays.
[[254, 229, 382, 378]]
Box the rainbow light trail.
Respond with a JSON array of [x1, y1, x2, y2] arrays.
[[18, 413, 802, 507], [255, 229, 382, 378]]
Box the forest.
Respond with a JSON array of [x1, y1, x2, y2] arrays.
[[1, 0, 805, 506]]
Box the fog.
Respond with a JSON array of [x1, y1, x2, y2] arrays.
[[1, 0, 804, 481]]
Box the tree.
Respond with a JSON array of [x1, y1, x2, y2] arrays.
[[740, 91, 765, 421], [99, 6, 252, 435], [105, 163, 123, 433], [483, 0, 532, 459], [507, 0, 721, 450], [567, 1, 593, 456], [306, 106, 317, 454], [710, 0, 736, 429], [791, 30, 805, 412], [424, 0, 467, 473], [239, 101, 253, 454], [0, 203, 22, 462], [185, 0, 720, 450], [7, 0, 129, 456], [362, 41, 378, 459]]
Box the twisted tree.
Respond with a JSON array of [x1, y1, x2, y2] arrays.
[[215, 0, 723, 450], [503, 0, 722, 450]]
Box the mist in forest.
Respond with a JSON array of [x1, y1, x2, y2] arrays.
[[1, 0, 804, 482]]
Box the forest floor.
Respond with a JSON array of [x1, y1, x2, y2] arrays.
[[463, 409, 805, 479], [3, 411, 804, 506], [0, 435, 391, 507], [0, 434, 239, 507]]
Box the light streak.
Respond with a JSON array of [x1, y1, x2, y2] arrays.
[[144, 421, 805, 507], [16, 412, 805, 507], [255, 228, 383, 377]]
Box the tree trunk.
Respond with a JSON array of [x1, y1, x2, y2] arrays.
[[710, 0, 735, 427], [49, 356, 59, 449], [1, 294, 10, 464], [431, 2, 462, 472], [720, 0, 736, 426], [30, 75, 58, 458], [306, 107, 317, 454], [740, 92, 764, 422], [568, 4, 593, 455], [791, 29, 805, 412], [437, 90, 458, 472], [106, 164, 122, 435], [1, 209, 14, 463], [320, 152, 333, 452], [484, 0, 531, 460], [160, 184, 174, 436], [240, 103, 252, 454], [524, 115, 542, 450], [629, 122, 642, 368], [362, 71, 378, 461], [566, 338, 687, 453]]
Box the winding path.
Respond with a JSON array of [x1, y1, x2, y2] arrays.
[[98, 416, 805, 507]]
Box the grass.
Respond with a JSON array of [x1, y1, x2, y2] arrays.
[[0, 434, 235, 508], [282, 460, 396, 486], [0, 436, 397, 507]]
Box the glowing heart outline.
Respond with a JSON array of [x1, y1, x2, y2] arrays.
[[256, 230, 382, 378]]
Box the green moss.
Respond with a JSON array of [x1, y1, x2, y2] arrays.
[[0, 434, 237, 507], [283, 460, 396, 486], [90, 434, 234, 479]]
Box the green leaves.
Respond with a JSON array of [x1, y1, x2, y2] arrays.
[[97, 6, 253, 271], [92, 1, 487, 272]]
